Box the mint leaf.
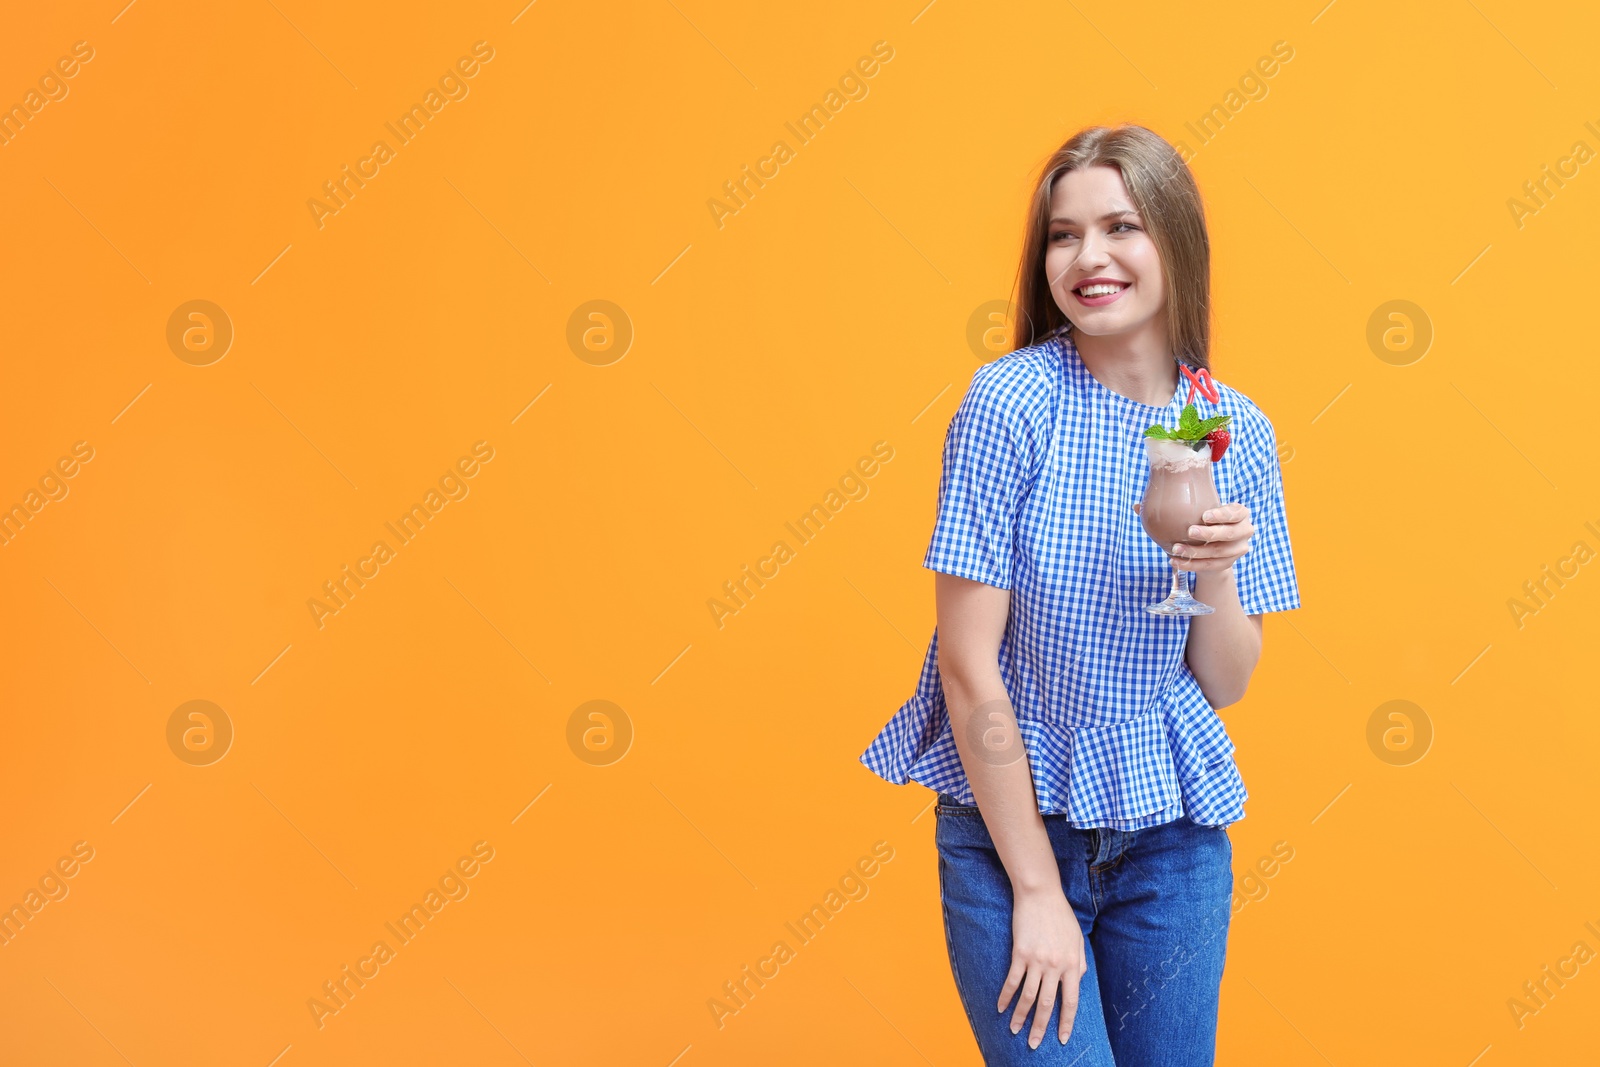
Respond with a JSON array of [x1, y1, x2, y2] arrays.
[[1147, 408, 1232, 442], [1171, 404, 1204, 440]]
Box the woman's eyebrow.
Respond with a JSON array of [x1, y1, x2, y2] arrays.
[[1049, 209, 1138, 225]]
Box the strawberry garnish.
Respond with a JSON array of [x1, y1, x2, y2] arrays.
[[1204, 428, 1230, 461]]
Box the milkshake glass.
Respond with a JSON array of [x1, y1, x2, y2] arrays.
[[1140, 436, 1222, 615]]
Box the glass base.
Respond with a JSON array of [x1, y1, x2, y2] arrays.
[[1147, 559, 1214, 615], [1145, 592, 1215, 616]]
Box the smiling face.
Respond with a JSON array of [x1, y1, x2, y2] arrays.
[[1044, 164, 1168, 349]]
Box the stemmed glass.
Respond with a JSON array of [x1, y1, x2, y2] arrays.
[[1140, 436, 1221, 615]]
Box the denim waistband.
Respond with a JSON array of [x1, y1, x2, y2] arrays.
[[936, 792, 1137, 866]]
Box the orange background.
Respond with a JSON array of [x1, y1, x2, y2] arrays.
[[2, 1, 1596, 1064]]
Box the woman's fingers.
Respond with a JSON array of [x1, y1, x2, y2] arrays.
[[1059, 967, 1081, 1043], [1187, 503, 1252, 542], [997, 958, 1026, 1014], [1199, 503, 1250, 524], [1009, 968, 1043, 1037], [1185, 519, 1253, 545], [1174, 541, 1249, 563], [1174, 553, 1244, 572], [1172, 525, 1254, 569], [1028, 973, 1060, 1049]]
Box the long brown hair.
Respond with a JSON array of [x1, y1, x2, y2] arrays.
[[1011, 125, 1212, 370]]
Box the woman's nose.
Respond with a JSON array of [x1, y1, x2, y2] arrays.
[[1076, 232, 1108, 267]]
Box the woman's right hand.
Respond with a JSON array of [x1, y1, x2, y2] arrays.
[[1000, 884, 1088, 1049]]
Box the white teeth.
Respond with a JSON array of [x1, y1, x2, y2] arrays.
[[1077, 283, 1126, 297]]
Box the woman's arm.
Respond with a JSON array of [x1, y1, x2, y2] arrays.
[[936, 572, 1057, 892], [1186, 569, 1263, 708], [935, 571, 1085, 1049], [1171, 502, 1263, 708]]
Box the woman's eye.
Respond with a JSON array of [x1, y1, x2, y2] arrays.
[[1050, 231, 1071, 242], [1112, 222, 1140, 234]]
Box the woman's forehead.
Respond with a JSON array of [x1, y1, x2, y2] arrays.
[[1049, 166, 1136, 217]]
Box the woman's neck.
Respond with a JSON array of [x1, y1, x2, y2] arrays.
[[1072, 327, 1179, 406]]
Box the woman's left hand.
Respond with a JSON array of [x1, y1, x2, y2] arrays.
[[1135, 502, 1254, 571]]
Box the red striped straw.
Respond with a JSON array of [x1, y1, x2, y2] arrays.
[[1180, 363, 1220, 405]]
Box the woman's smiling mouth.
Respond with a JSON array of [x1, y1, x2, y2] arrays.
[[1072, 279, 1129, 306]]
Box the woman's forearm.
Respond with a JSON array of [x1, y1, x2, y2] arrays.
[[941, 666, 1060, 896], [1185, 570, 1261, 708]]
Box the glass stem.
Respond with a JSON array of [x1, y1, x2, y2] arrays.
[[1169, 559, 1188, 601]]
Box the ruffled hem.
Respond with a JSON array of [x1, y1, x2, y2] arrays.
[[858, 672, 1248, 831]]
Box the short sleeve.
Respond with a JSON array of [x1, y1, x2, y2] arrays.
[[922, 364, 1042, 590], [1233, 416, 1301, 614]]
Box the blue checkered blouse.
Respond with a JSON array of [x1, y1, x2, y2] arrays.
[[859, 332, 1301, 830]]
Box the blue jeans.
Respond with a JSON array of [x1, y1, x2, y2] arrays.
[[935, 793, 1233, 1065]]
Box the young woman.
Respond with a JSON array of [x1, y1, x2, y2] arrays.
[[859, 124, 1301, 1065]]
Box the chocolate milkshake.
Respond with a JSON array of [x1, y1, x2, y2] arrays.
[[1141, 401, 1230, 615], [1141, 437, 1221, 551], [1139, 436, 1222, 615]]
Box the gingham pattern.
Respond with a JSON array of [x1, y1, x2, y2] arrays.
[[860, 332, 1301, 829]]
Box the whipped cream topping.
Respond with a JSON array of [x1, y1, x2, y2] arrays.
[[1145, 437, 1210, 471]]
